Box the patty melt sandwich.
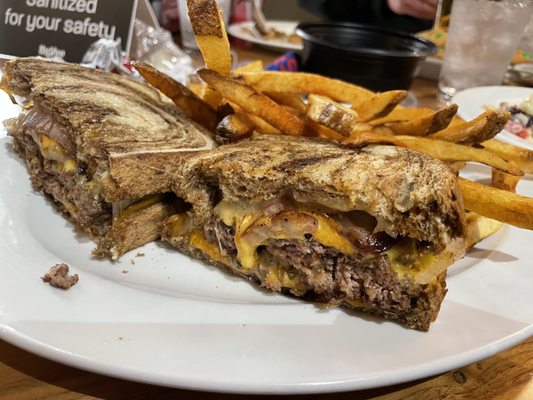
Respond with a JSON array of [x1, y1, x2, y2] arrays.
[[163, 135, 467, 330], [1, 58, 214, 259]]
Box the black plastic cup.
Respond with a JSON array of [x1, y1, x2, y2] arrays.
[[296, 23, 437, 92]]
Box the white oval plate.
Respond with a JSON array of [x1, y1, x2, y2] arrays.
[[453, 85, 533, 150], [0, 96, 532, 394], [228, 20, 302, 52]]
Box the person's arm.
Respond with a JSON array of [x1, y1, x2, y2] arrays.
[[387, 0, 438, 20]]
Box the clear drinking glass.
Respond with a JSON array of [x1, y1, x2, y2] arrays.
[[177, 0, 231, 50], [438, 0, 533, 100]]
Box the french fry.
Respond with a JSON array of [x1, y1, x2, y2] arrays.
[[219, 101, 280, 135], [232, 60, 264, 73], [215, 113, 255, 143], [383, 104, 458, 136], [447, 161, 467, 174], [368, 106, 436, 126], [245, 113, 281, 134], [464, 211, 504, 249], [198, 69, 306, 136], [219, 101, 280, 134], [186, 0, 231, 76], [267, 92, 307, 114], [395, 135, 523, 176], [459, 178, 533, 230], [187, 82, 203, 97], [482, 139, 533, 174], [342, 132, 404, 147], [429, 111, 509, 144], [132, 61, 218, 132], [306, 94, 359, 137], [491, 168, 520, 192], [233, 71, 375, 105], [305, 119, 346, 140], [354, 90, 407, 121]]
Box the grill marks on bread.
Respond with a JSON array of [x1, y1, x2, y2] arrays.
[[174, 135, 466, 248], [3, 58, 214, 162]]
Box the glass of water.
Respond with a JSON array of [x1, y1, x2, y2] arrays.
[[438, 0, 533, 100]]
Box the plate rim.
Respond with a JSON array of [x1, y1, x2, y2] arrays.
[[2, 320, 531, 394], [228, 20, 303, 52], [453, 85, 533, 150]]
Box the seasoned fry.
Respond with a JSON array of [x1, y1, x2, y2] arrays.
[[132, 61, 218, 132], [491, 168, 520, 192], [464, 212, 504, 249], [186, 0, 231, 75], [342, 132, 403, 147], [199, 85, 224, 111], [233, 71, 374, 105], [306, 94, 359, 137], [305, 119, 346, 140], [383, 104, 458, 136], [198, 69, 306, 136], [245, 113, 281, 134], [448, 161, 467, 174], [233, 60, 264, 73], [305, 95, 373, 138], [187, 82, 203, 97], [396, 135, 523, 176], [459, 178, 533, 230], [482, 139, 533, 174], [221, 101, 280, 134], [354, 90, 407, 121], [267, 92, 307, 113], [368, 106, 435, 126], [215, 113, 255, 143], [429, 111, 509, 144]]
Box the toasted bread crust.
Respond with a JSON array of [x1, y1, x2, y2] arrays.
[[173, 135, 465, 247], [94, 200, 178, 259], [2, 58, 214, 201]]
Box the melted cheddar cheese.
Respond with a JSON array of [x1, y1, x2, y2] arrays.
[[189, 230, 233, 265], [39, 134, 77, 173], [37, 134, 163, 221], [168, 198, 450, 291], [214, 199, 355, 270]]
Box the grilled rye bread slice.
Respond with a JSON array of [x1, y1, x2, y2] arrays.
[[163, 135, 466, 330], [2, 57, 214, 258]]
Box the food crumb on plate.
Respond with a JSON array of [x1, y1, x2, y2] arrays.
[[41, 263, 78, 290]]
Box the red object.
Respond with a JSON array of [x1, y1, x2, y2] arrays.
[[518, 128, 530, 139], [266, 52, 300, 71]]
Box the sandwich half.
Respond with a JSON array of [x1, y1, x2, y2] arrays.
[[163, 135, 466, 330], [1, 57, 214, 259]]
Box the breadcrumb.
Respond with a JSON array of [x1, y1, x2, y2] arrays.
[[41, 263, 79, 290]]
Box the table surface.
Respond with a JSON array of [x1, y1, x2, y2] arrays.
[[1, 44, 532, 400]]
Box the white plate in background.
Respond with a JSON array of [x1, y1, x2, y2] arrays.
[[453, 85, 533, 150], [228, 20, 302, 52], [0, 93, 532, 393]]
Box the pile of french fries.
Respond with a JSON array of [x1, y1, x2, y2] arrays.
[[132, 0, 533, 235]]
